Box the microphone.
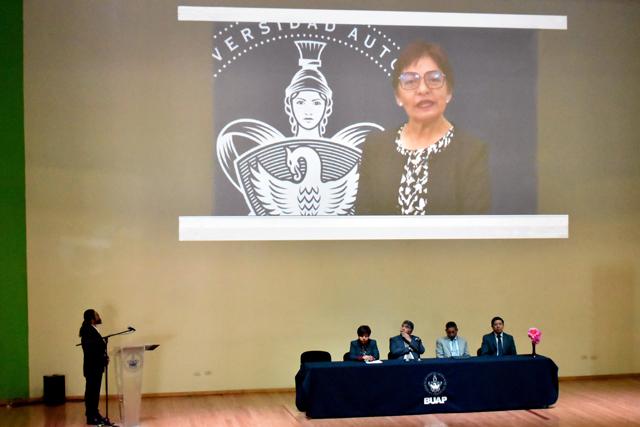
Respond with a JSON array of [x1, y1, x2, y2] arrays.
[[127, 326, 136, 332]]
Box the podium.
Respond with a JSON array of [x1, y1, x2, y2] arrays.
[[114, 344, 159, 427]]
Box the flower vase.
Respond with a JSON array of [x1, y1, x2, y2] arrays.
[[531, 342, 537, 357]]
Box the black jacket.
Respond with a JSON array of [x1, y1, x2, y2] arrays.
[[355, 127, 491, 214], [480, 332, 517, 356], [348, 339, 380, 361], [80, 324, 107, 377]]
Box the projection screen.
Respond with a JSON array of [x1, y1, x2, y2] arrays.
[[177, 7, 568, 240]]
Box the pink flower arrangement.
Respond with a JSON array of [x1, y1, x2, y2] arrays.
[[528, 327, 542, 344]]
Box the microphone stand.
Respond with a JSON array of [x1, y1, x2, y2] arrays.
[[78, 327, 135, 427]]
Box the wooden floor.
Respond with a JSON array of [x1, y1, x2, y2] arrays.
[[2, 378, 639, 426]]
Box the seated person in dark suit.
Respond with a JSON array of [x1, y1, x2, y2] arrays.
[[480, 316, 517, 356], [389, 320, 425, 360], [348, 325, 380, 361]]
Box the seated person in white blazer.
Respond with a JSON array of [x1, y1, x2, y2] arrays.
[[435, 321, 470, 358]]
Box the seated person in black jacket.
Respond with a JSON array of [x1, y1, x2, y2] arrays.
[[479, 316, 517, 356], [348, 325, 380, 361]]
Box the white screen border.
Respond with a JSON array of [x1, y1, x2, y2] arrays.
[[177, 6, 567, 30], [179, 215, 569, 241]]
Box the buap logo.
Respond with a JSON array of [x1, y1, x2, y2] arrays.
[[125, 353, 142, 371], [215, 27, 395, 215], [424, 372, 447, 396], [423, 372, 449, 405]]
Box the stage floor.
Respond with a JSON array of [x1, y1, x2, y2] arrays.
[[2, 377, 639, 426]]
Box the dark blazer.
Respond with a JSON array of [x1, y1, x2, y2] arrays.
[[389, 335, 425, 360], [348, 339, 380, 361], [80, 324, 107, 377], [480, 332, 517, 356], [355, 127, 491, 214]]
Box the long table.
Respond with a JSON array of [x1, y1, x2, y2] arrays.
[[295, 355, 558, 418]]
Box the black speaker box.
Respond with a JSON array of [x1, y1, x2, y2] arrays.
[[43, 375, 66, 406]]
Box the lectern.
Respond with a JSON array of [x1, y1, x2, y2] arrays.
[[114, 344, 159, 427]]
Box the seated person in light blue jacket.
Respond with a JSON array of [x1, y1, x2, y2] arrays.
[[389, 320, 425, 360], [348, 325, 380, 361], [435, 321, 470, 358]]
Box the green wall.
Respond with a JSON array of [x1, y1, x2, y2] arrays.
[[0, 0, 29, 400]]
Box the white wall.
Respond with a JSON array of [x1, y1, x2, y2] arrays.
[[24, 0, 640, 396]]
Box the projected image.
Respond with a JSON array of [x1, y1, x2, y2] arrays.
[[211, 23, 538, 215]]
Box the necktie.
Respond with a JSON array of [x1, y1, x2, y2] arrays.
[[497, 334, 504, 356]]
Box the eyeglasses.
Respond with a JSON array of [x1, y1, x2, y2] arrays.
[[398, 70, 446, 90]]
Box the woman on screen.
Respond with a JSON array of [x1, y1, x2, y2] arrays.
[[348, 325, 380, 362], [355, 41, 491, 215]]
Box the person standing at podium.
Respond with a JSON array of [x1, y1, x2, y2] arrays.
[[389, 320, 425, 360], [479, 316, 517, 356], [79, 309, 109, 425]]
